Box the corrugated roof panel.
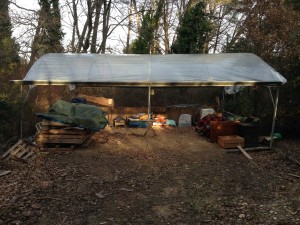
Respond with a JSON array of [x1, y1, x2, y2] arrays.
[[12, 53, 287, 86]]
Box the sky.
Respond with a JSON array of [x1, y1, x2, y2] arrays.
[[14, 0, 39, 10], [11, 0, 128, 55]]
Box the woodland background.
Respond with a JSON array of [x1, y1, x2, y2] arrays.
[[0, 0, 300, 144]]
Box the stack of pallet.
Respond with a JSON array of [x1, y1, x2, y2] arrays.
[[36, 119, 94, 149]]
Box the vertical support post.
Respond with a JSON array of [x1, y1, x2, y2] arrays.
[[270, 86, 280, 148], [268, 86, 275, 107], [110, 86, 115, 126], [148, 86, 151, 119], [148, 58, 151, 120], [222, 89, 225, 113], [20, 85, 23, 139]]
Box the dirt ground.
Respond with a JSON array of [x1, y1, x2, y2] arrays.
[[1, 126, 300, 225]]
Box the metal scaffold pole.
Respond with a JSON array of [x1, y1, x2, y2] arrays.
[[148, 86, 151, 119], [270, 86, 280, 149]]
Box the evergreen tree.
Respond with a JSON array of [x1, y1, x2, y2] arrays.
[[128, 0, 164, 54], [39, 0, 64, 53], [171, 1, 211, 54], [31, 0, 64, 61], [0, 0, 21, 142], [0, 0, 20, 73]]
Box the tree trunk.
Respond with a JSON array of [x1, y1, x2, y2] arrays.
[[132, 0, 140, 33], [91, 0, 103, 53], [29, 12, 42, 66], [163, 1, 170, 54], [125, 0, 133, 53], [70, 0, 78, 53], [82, 0, 94, 52], [98, 0, 111, 54], [76, 0, 96, 53], [213, 5, 223, 53]]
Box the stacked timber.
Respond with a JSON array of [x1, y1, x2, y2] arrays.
[[36, 119, 94, 149], [76, 94, 114, 108]]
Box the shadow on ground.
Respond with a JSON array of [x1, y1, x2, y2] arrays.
[[1, 126, 300, 225]]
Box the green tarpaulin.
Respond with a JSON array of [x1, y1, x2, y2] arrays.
[[36, 100, 108, 131]]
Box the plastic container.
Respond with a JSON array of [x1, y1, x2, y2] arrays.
[[274, 133, 282, 140], [178, 114, 192, 127], [201, 108, 215, 118], [127, 118, 148, 128]]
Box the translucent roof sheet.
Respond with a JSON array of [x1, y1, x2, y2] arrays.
[[13, 53, 287, 86]]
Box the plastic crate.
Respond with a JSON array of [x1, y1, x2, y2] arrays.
[[128, 119, 148, 128], [178, 114, 192, 127]]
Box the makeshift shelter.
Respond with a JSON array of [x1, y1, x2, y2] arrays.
[[12, 53, 287, 148]]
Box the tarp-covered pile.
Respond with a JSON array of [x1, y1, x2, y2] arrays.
[[35, 100, 108, 149], [36, 100, 108, 131]]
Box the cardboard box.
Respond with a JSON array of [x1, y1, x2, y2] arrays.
[[210, 121, 238, 143], [218, 135, 244, 149]]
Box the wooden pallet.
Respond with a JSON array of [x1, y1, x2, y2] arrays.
[[2, 140, 37, 161], [36, 120, 94, 148]]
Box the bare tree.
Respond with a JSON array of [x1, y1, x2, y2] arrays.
[[132, 0, 140, 32], [91, 0, 103, 53], [12, 0, 248, 56], [9, 1, 39, 60], [98, 0, 111, 53]]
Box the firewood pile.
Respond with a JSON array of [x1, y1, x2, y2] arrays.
[[35, 119, 95, 150]]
